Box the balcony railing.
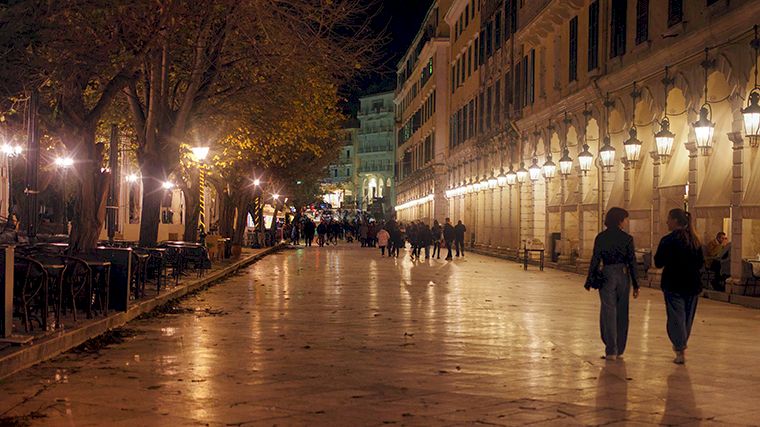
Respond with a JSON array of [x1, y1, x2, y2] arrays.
[[358, 145, 392, 154], [357, 107, 394, 116], [359, 164, 393, 173]]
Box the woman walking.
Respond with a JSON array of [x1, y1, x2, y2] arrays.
[[654, 208, 704, 364], [585, 207, 639, 361]]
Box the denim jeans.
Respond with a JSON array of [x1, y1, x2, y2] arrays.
[[663, 291, 699, 351], [598, 264, 631, 356]]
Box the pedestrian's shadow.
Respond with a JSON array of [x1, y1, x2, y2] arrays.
[[661, 367, 699, 424], [595, 361, 629, 417]]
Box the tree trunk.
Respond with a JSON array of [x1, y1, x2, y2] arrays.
[[218, 188, 235, 238], [138, 156, 165, 247], [231, 194, 247, 246], [182, 182, 199, 242], [66, 129, 110, 254]]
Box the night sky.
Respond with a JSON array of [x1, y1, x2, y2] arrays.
[[346, 0, 434, 108]]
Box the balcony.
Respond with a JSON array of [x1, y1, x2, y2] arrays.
[[359, 164, 393, 173], [357, 107, 394, 117], [358, 127, 393, 135], [358, 145, 393, 154]]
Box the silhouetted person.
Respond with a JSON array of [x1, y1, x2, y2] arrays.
[[585, 207, 639, 361], [654, 208, 704, 365], [431, 220, 442, 259], [454, 220, 466, 257], [443, 218, 455, 260]]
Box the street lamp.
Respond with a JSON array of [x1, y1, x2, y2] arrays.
[[528, 158, 541, 182], [743, 25, 760, 147], [506, 165, 517, 187], [516, 162, 529, 184], [599, 137, 616, 170], [190, 146, 210, 243], [542, 154, 557, 181], [54, 156, 74, 231], [693, 49, 715, 155], [578, 144, 594, 175], [559, 148, 573, 177], [162, 181, 174, 190], [273, 193, 280, 200], [487, 173, 497, 189], [253, 178, 261, 186], [2, 142, 22, 217], [126, 173, 140, 183], [497, 169, 508, 187]]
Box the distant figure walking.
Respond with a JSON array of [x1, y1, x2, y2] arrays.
[[585, 207, 639, 361], [431, 220, 442, 259], [454, 220, 466, 257], [654, 208, 704, 365], [443, 218, 455, 260], [376, 227, 390, 256]]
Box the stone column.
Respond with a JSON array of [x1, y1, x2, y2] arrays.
[[432, 164, 449, 224], [727, 132, 745, 294], [650, 151, 661, 245], [577, 172, 587, 262], [685, 141, 698, 211], [623, 162, 631, 208]]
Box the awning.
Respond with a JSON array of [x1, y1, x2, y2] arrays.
[[605, 169, 625, 211], [742, 149, 760, 218], [695, 137, 732, 219], [628, 156, 653, 212]]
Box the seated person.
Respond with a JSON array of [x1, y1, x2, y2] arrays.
[[704, 231, 730, 290]]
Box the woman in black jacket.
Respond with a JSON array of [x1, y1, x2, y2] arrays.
[[654, 208, 704, 364], [586, 207, 640, 361]]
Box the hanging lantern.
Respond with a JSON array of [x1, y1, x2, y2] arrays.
[[488, 173, 498, 189], [559, 148, 573, 177], [693, 105, 715, 154], [623, 127, 643, 166], [466, 180, 474, 194], [528, 158, 541, 182], [744, 26, 760, 147], [693, 49, 715, 155], [473, 179, 482, 192], [743, 90, 760, 147], [542, 154, 557, 181], [516, 162, 529, 183], [599, 137, 616, 170], [506, 165, 517, 186], [479, 176, 489, 191], [497, 169, 508, 187], [655, 117, 675, 160], [578, 144, 594, 175]]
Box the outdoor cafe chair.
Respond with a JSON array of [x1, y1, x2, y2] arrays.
[[13, 256, 49, 332], [61, 256, 93, 321]]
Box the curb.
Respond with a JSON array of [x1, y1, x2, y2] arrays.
[[0, 245, 282, 380]]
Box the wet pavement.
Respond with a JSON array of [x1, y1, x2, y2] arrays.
[[1, 244, 759, 426]]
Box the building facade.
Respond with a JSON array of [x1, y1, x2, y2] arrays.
[[397, 0, 760, 295], [357, 91, 395, 215], [394, 0, 453, 224], [322, 120, 360, 209]]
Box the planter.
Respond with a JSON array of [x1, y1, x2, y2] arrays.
[[231, 244, 242, 258]]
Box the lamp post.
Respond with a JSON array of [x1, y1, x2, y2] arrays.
[[743, 25, 760, 147], [54, 156, 74, 232], [2, 143, 22, 217], [190, 146, 210, 244]]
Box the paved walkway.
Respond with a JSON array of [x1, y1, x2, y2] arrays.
[[1, 244, 759, 426]]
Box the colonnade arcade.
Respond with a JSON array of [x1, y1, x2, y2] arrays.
[[445, 33, 760, 292]]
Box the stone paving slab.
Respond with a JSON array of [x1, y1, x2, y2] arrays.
[[0, 246, 280, 380], [1, 244, 760, 426]]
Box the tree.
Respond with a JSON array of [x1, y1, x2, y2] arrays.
[[0, 0, 168, 251], [124, 0, 377, 246]]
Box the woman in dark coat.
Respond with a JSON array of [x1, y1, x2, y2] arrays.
[[586, 207, 639, 361], [654, 208, 704, 364]]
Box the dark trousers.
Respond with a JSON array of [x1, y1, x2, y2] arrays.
[[380, 246, 386, 256], [305, 236, 312, 246], [445, 240, 453, 259], [432, 241, 440, 258], [664, 291, 699, 351], [455, 239, 464, 256], [598, 265, 630, 356]]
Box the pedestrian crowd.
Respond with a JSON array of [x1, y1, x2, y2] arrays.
[[284, 205, 710, 366]]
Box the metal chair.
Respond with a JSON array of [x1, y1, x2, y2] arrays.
[[61, 256, 93, 321], [13, 256, 49, 332]]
